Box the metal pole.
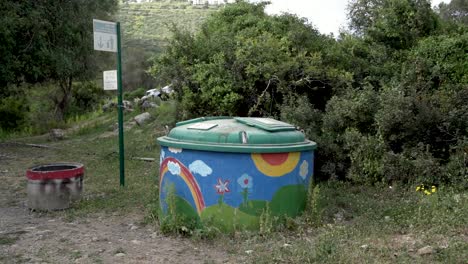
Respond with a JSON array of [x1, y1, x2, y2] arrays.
[[116, 22, 125, 187]]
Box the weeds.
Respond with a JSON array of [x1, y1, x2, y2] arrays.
[[0, 235, 18, 245]]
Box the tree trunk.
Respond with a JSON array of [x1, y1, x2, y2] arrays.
[[54, 76, 72, 121]]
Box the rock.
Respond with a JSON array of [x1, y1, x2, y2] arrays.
[[141, 100, 158, 111], [102, 102, 116, 112], [123, 100, 132, 109], [109, 123, 118, 131], [417, 246, 434, 255], [360, 244, 369, 249], [49, 129, 65, 140], [115, 253, 126, 257], [245, 250, 253, 254], [334, 212, 344, 222], [134, 112, 151, 126]]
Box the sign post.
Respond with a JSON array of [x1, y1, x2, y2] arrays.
[[93, 19, 125, 187]]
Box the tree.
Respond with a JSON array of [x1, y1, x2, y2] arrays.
[[150, 1, 350, 118], [348, 0, 440, 49], [0, 0, 117, 120], [437, 0, 468, 25]]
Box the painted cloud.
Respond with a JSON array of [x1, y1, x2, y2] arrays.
[[160, 149, 166, 164], [189, 160, 212, 177], [299, 160, 309, 179], [167, 161, 181, 175], [168, 147, 183, 153]]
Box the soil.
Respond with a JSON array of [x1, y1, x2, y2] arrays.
[[0, 142, 241, 264]]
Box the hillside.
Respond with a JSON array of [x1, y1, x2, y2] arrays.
[[116, 1, 220, 90], [118, 1, 219, 48]]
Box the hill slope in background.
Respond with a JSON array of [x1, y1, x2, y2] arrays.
[[117, 1, 220, 90]]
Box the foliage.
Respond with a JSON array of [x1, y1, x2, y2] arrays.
[[347, 0, 440, 49], [0, 0, 118, 124], [150, 1, 350, 119], [150, 0, 467, 187], [67, 82, 105, 118], [437, 0, 468, 25], [117, 1, 219, 91], [124, 87, 146, 99], [0, 95, 28, 132]]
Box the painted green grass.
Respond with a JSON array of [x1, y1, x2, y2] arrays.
[[239, 200, 268, 216], [201, 203, 260, 231], [269, 184, 307, 217]]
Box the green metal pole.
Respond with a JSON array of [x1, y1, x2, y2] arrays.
[[116, 22, 125, 187]]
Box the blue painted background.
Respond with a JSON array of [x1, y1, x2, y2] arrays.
[[159, 147, 314, 211]]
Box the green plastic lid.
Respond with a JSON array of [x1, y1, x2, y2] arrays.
[[157, 117, 317, 153]]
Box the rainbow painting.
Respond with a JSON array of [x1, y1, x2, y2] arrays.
[[160, 157, 205, 214]]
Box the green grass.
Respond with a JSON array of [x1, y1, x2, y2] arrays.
[[0, 235, 19, 245], [242, 182, 468, 263]]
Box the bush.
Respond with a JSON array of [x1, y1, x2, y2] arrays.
[[67, 82, 104, 118], [0, 96, 28, 131], [280, 94, 322, 140], [124, 87, 145, 100]]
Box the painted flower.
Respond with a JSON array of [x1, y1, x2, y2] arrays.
[[215, 178, 230, 194], [237, 173, 253, 189]]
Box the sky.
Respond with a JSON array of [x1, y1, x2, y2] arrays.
[[261, 0, 451, 36]]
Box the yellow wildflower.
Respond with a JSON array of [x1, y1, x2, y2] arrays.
[[424, 190, 431, 195], [431, 186, 436, 193], [416, 186, 421, 191]]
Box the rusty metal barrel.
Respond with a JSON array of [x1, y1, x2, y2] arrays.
[[26, 163, 84, 210]]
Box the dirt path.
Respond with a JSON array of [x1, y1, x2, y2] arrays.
[[0, 143, 240, 264]]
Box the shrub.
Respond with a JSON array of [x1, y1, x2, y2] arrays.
[[67, 82, 104, 118], [124, 87, 145, 99], [0, 96, 28, 131]]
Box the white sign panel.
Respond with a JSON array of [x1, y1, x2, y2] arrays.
[[103, 70, 117, 90], [93, 19, 117, 52]]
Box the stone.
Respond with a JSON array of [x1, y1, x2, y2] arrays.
[[123, 100, 132, 109], [102, 102, 116, 112], [49, 129, 65, 140], [417, 246, 434, 255], [141, 100, 158, 111], [115, 253, 126, 257], [134, 112, 151, 126]]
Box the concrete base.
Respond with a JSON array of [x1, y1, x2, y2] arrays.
[[27, 175, 83, 210]]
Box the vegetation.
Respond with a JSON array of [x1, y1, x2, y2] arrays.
[[0, 0, 467, 262], [117, 1, 220, 91], [151, 0, 468, 187], [0, 0, 118, 123]]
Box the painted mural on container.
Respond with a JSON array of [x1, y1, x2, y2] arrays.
[[159, 147, 314, 231]]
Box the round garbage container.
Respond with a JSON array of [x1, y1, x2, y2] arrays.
[[157, 117, 317, 231], [26, 163, 84, 210]]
